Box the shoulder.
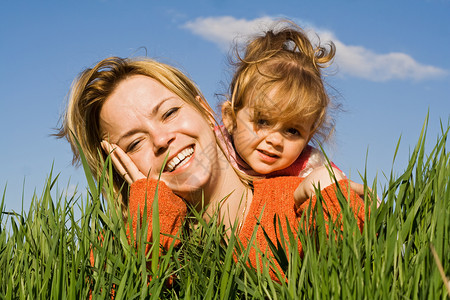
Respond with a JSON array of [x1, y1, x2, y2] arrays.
[[253, 177, 303, 202], [129, 178, 186, 216], [254, 176, 302, 188]]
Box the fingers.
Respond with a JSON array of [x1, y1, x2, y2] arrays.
[[294, 166, 346, 207], [348, 180, 364, 196], [294, 180, 311, 207], [101, 141, 145, 184], [348, 180, 382, 207]]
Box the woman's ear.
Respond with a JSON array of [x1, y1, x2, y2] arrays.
[[221, 101, 235, 133], [195, 96, 216, 127], [196, 95, 211, 110]]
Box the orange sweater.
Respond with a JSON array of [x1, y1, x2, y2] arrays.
[[128, 177, 365, 269], [239, 177, 364, 272]]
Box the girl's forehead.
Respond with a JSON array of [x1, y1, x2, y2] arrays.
[[246, 88, 288, 113], [248, 95, 315, 127]]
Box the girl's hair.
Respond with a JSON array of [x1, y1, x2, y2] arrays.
[[223, 20, 337, 144], [56, 56, 216, 218]]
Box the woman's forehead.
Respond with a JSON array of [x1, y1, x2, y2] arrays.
[[113, 75, 171, 101]]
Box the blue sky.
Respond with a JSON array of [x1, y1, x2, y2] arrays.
[[1, 0, 449, 213]]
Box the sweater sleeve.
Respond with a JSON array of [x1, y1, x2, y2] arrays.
[[295, 179, 365, 233], [128, 178, 187, 250]]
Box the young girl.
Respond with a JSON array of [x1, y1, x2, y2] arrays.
[[220, 21, 340, 180]]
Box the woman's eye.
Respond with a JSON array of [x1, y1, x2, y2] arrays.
[[126, 140, 141, 153], [162, 107, 180, 120]]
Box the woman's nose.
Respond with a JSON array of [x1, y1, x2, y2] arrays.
[[152, 128, 175, 155]]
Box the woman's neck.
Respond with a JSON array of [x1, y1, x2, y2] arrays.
[[202, 150, 253, 232]]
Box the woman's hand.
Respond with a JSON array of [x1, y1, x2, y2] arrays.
[[294, 166, 346, 207], [101, 140, 146, 184]]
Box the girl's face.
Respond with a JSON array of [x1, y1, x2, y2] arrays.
[[99, 75, 219, 199], [231, 106, 313, 174]]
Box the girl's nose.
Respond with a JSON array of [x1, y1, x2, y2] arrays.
[[152, 128, 175, 155], [265, 130, 283, 147]]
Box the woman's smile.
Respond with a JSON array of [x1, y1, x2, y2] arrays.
[[164, 145, 195, 173]]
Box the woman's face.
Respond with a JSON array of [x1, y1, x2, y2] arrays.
[[99, 75, 219, 198]]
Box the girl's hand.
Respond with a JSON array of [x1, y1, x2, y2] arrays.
[[294, 166, 345, 207], [294, 166, 382, 207], [346, 180, 382, 207], [101, 140, 146, 185]]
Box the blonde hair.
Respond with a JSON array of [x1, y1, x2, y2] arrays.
[[223, 20, 337, 144], [56, 56, 216, 217]]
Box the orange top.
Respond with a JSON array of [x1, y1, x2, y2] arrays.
[[128, 179, 187, 250], [127, 176, 365, 271], [239, 177, 365, 272]]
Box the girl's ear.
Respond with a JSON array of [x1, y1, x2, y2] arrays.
[[221, 101, 235, 133]]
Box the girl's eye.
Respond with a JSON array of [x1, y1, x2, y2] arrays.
[[162, 107, 180, 120], [286, 128, 300, 136], [256, 119, 269, 127]]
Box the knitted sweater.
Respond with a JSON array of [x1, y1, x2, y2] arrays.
[[128, 177, 365, 269]]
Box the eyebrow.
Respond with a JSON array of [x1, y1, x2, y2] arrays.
[[110, 97, 174, 145], [284, 120, 309, 133], [151, 97, 172, 116], [296, 122, 309, 132], [113, 129, 141, 146]]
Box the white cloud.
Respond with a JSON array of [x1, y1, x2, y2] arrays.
[[318, 30, 447, 81], [183, 16, 277, 51], [182, 16, 447, 82]]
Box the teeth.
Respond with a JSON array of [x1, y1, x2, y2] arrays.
[[165, 147, 194, 172]]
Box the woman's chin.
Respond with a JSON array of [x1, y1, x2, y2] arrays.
[[163, 170, 210, 198]]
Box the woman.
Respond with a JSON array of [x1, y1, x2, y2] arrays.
[[58, 56, 365, 269]]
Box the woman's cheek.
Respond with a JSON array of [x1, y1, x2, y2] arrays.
[[130, 152, 151, 176]]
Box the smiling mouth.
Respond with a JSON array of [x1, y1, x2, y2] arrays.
[[257, 149, 279, 158], [164, 145, 195, 172]]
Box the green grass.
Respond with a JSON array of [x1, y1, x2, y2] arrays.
[[1, 118, 449, 299]]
